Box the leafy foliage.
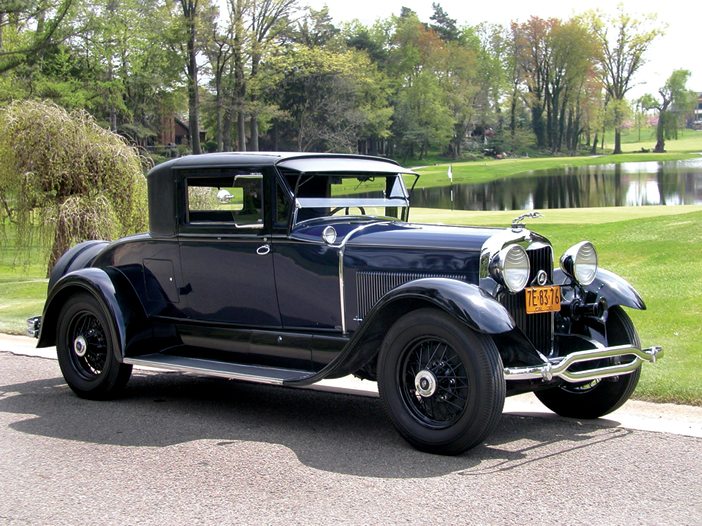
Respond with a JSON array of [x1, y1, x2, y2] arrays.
[[0, 100, 147, 273]]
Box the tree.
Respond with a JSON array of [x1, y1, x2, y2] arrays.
[[0, 0, 74, 74], [588, 8, 662, 154], [511, 17, 553, 149], [178, 0, 203, 154], [641, 69, 696, 153], [0, 100, 147, 273], [270, 46, 391, 153], [429, 2, 459, 42]]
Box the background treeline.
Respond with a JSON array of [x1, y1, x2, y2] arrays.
[[0, 0, 693, 160]]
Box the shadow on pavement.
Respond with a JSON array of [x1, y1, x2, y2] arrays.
[[0, 356, 633, 479]]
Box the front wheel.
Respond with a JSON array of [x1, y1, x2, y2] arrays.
[[56, 292, 132, 400], [535, 306, 641, 418], [377, 309, 505, 455]]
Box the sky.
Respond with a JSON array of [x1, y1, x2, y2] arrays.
[[305, 0, 702, 99]]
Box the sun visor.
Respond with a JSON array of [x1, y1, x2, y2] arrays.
[[276, 156, 417, 175]]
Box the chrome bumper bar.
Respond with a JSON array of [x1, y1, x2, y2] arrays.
[[27, 316, 41, 338], [504, 344, 663, 383]]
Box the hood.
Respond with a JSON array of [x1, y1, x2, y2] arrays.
[[292, 219, 505, 252]]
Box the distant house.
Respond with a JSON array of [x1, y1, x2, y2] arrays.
[[159, 115, 206, 147], [694, 93, 702, 129]]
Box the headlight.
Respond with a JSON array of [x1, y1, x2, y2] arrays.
[[491, 245, 530, 293], [560, 241, 598, 286]]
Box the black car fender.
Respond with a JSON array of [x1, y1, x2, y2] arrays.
[[47, 240, 110, 291], [367, 277, 516, 334], [37, 267, 146, 361], [554, 267, 646, 310], [287, 277, 516, 386]]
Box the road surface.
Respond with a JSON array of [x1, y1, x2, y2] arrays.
[[1, 350, 700, 525]]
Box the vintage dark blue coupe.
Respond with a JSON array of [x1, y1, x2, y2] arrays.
[[30, 152, 662, 454]]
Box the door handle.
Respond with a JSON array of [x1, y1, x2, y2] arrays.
[[256, 244, 271, 256]]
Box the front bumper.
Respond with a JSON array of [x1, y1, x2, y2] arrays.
[[27, 316, 41, 338], [504, 344, 663, 383]]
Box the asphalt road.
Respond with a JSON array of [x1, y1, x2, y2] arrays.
[[1, 352, 700, 525]]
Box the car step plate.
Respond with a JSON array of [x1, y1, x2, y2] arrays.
[[124, 354, 313, 385]]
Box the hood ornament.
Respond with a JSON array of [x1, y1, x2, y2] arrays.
[[511, 211, 543, 231]]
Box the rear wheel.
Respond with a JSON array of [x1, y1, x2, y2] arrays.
[[535, 306, 641, 418], [56, 292, 132, 400], [378, 309, 505, 455]]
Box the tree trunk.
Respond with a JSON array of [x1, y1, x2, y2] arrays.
[[249, 115, 259, 151], [215, 81, 223, 151], [237, 111, 246, 151], [654, 111, 666, 153], [613, 128, 622, 154], [185, 5, 201, 154], [223, 105, 233, 151], [591, 131, 598, 155]]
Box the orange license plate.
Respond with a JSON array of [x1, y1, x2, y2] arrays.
[[525, 285, 561, 314]]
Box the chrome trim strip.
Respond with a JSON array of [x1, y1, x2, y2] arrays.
[[124, 357, 291, 385], [504, 344, 663, 382], [339, 247, 346, 334], [335, 221, 390, 335]]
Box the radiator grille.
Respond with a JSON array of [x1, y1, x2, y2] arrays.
[[498, 245, 554, 355], [356, 271, 466, 320]]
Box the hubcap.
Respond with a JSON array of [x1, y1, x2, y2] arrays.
[[73, 335, 88, 357], [414, 370, 437, 398]]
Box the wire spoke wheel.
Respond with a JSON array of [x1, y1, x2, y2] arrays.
[[66, 311, 109, 380], [56, 292, 132, 399], [378, 308, 505, 455], [399, 338, 469, 429]]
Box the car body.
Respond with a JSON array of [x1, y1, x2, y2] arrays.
[[30, 152, 662, 454]]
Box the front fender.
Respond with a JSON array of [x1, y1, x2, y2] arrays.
[[370, 277, 516, 334], [554, 267, 646, 310], [37, 267, 144, 361], [285, 278, 515, 386]]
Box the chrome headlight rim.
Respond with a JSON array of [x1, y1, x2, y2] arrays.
[[490, 244, 530, 293], [560, 241, 598, 286]]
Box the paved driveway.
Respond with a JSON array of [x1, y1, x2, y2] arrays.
[[1, 352, 700, 525]]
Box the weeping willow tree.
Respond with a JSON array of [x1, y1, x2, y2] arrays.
[[0, 100, 147, 274]]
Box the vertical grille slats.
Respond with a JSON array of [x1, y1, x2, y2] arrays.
[[499, 245, 554, 355], [356, 272, 466, 320]]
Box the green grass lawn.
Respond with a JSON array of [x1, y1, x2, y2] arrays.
[[0, 242, 47, 335]]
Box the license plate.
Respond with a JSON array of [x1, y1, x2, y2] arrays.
[[525, 285, 561, 314]]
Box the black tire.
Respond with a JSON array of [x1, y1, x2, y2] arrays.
[[56, 292, 132, 400], [535, 306, 641, 419], [377, 308, 505, 455]]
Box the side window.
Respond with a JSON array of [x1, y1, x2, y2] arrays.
[[186, 174, 263, 228]]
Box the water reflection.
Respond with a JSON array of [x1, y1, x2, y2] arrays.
[[409, 158, 702, 210]]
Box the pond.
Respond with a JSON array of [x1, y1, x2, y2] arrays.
[[409, 158, 702, 211]]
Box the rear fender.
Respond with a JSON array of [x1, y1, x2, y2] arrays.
[[37, 267, 145, 361], [48, 240, 109, 290]]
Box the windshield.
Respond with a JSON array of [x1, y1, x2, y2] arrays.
[[283, 172, 412, 224]]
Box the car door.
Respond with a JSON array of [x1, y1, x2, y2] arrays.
[[176, 169, 281, 328]]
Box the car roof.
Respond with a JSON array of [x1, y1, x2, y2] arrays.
[[148, 152, 416, 177]]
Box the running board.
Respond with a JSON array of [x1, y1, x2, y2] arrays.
[[123, 354, 314, 385]]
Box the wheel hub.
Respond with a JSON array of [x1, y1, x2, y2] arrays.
[[414, 370, 437, 398], [73, 335, 88, 357]]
